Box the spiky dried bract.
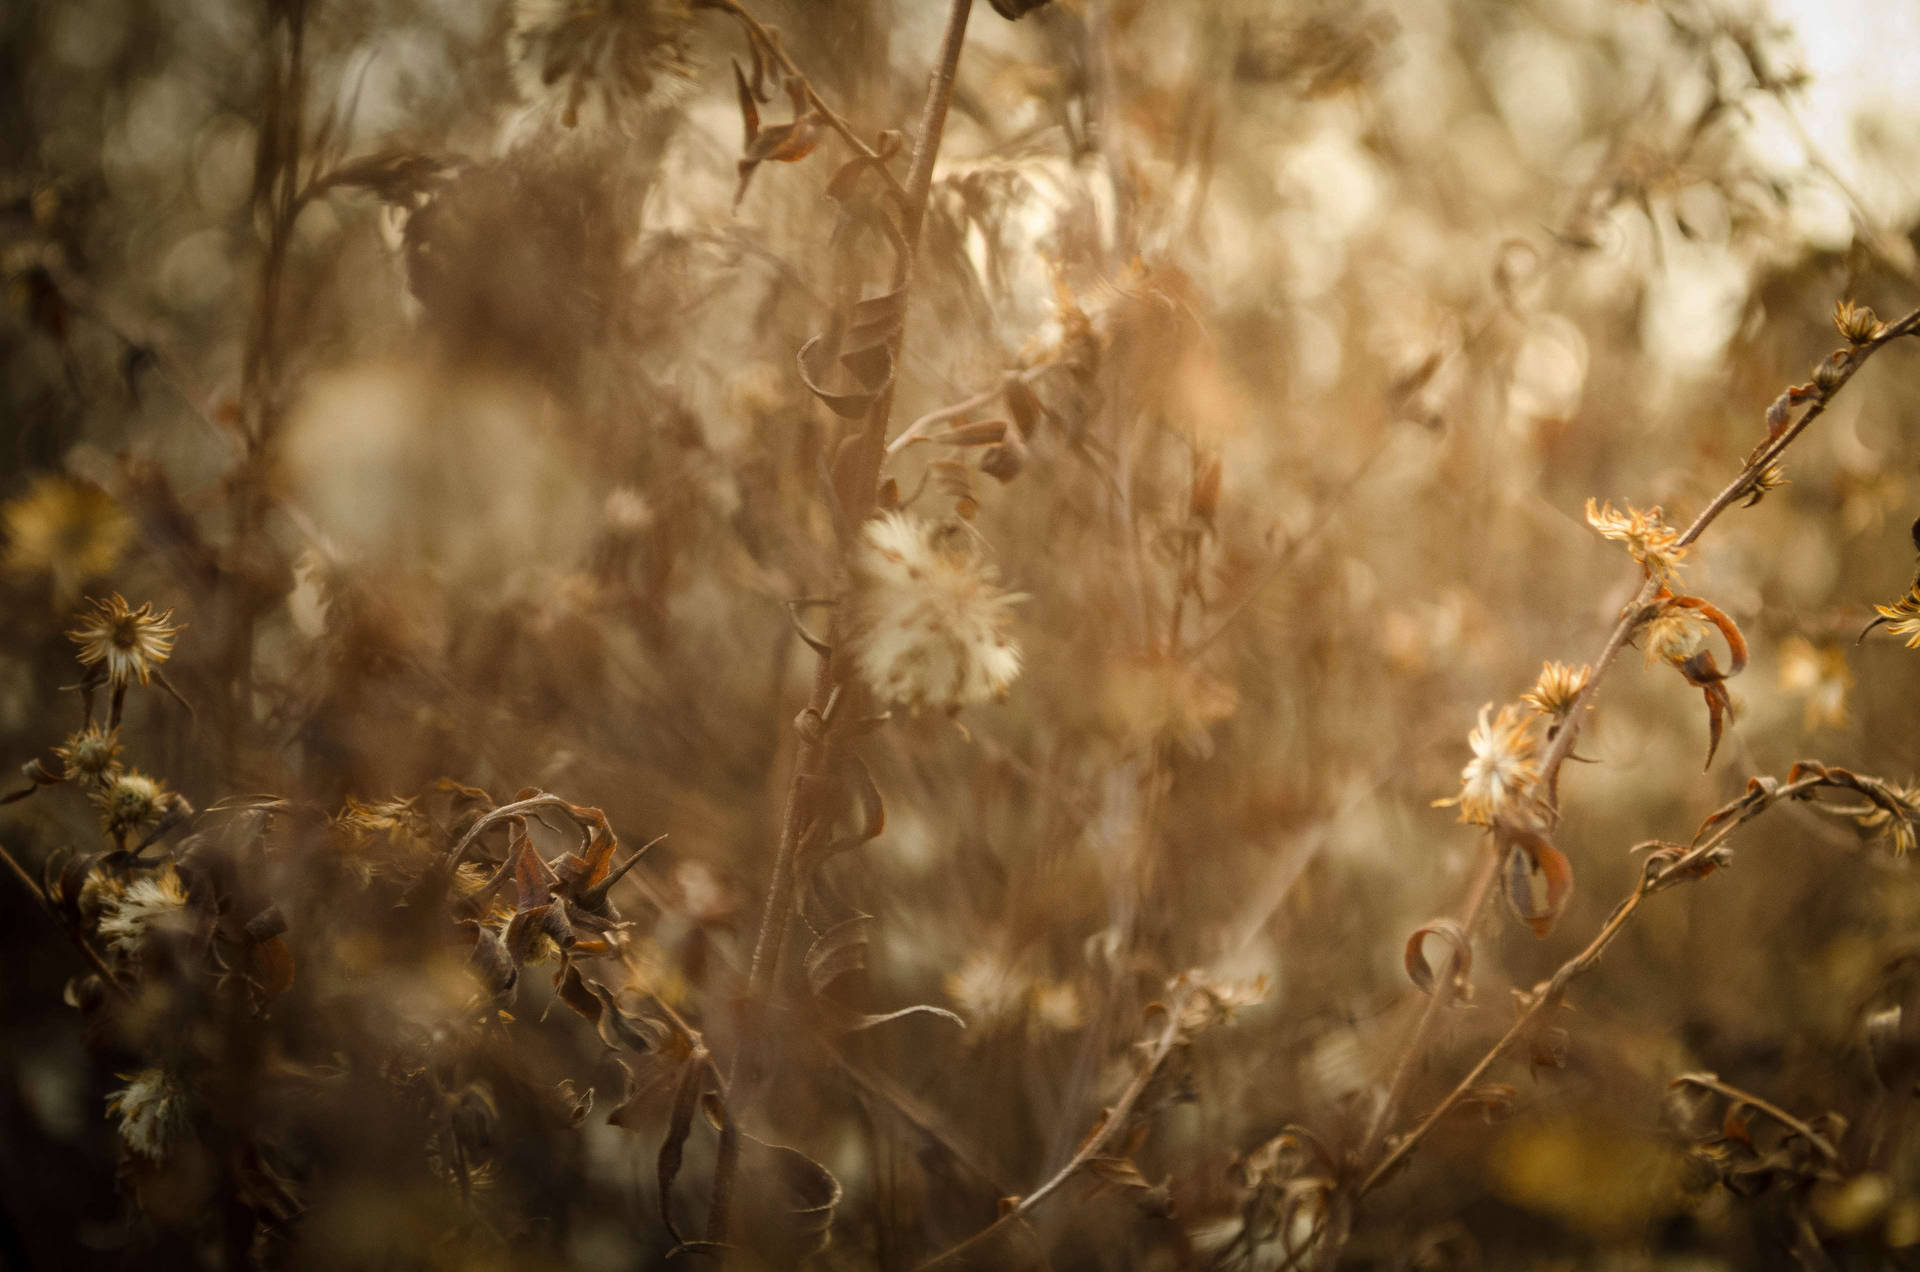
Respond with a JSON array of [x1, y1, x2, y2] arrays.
[[1585, 499, 1686, 582], [509, 0, 694, 132], [67, 594, 179, 687], [1435, 703, 1541, 827], [1834, 299, 1886, 346], [1872, 587, 1920, 648], [1522, 661, 1590, 721], [54, 724, 122, 781], [97, 864, 188, 958], [106, 1068, 189, 1160], [92, 769, 169, 836], [1, 475, 131, 601], [846, 513, 1023, 712]]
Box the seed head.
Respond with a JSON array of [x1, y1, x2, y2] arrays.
[[106, 1068, 189, 1160], [509, 0, 695, 132], [67, 594, 179, 687], [97, 864, 189, 959], [846, 513, 1024, 713], [92, 769, 168, 836], [54, 724, 122, 781], [1435, 702, 1541, 827]]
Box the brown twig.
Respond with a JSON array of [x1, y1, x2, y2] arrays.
[[696, 0, 907, 200], [0, 841, 130, 999], [707, 0, 977, 1250], [1356, 773, 1827, 1198], [914, 984, 1193, 1271], [1671, 1071, 1843, 1166]]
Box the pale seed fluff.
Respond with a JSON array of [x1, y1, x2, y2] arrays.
[[1435, 702, 1541, 827], [97, 865, 189, 959], [106, 1067, 188, 1160], [846, 513, 1023, 713]]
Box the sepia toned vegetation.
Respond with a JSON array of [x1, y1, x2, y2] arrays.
[[6, 0, 1920, 1268]]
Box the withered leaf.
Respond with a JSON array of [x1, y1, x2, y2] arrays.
[[1500, 825, 1573, 939], [804, 915, 871, 998], [1403, 917, 1472, 995]]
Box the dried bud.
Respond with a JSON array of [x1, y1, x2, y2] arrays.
[[1834, 299, 1885, 346], [1812, 352, 1849, 395], [980, 434, 1028, 484]]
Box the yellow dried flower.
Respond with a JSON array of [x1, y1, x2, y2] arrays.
[[1521, 661, 1590, 721], [67, 594, 179, 687], [2, 475, 132, 604], [1585, 498, 1687, 582], [54, 724, 122, 781], [1871, 586, 1920, 648], [1434, 703, 1541, 827]]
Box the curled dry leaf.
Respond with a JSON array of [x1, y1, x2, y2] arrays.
[[1498, 822, 1573, 939], [1403, 918, 1472, 996]]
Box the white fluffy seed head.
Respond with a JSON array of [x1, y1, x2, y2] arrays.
[[845, 513, 1023, 713]]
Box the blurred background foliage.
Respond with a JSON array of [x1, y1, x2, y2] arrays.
[[5, 0, 1920, 1267]]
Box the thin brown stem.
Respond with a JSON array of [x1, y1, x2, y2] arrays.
[[1356, 774, 1825, 1197], [698, 0, 907, 199], [1672, 1072, 1843, 1166], [708, 0, 976, 1250], [914, 984, 1192, 1271], [1536, 305, 1920, 800], [0, 842, 130, 999]]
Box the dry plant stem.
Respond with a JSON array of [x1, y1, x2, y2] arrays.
[[1345, 310, 1920, 1232], [707, 0, 975, 1250], [1356, 775, 1825, 1198], [914, 988, 1192, 1271], [885, 361, 1060, 455], [0, 841, 130, 999], [1539, 304, 1920, 795], [1674, 1072, 1842, 1165], [698, 0, 906, 199], [1359, 843, 1502, 1152]]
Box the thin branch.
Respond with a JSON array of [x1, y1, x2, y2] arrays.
[[914, 986, 1192, 1271], [1672, 1072, 1843, 1166], [0, 842, 131, 999], [1536, 305, 1920, 800], [697, 0, 906, 199], [885, 361, 1061, 456], [1356, 774, 1827, 1197]]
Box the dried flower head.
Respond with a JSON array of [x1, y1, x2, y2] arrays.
[[1641, 607, 1711, 667], [54, 724, 122, 781], [1778, 636, 1852, 731], [1855, 782, 1920, 858], [67, 594, 179, 687], [1585, 499, 1686, 582], [97, 864, 189, 958], [2, 475, 131, 604], [945, 947, 1032, 1032], [1834, 299, 1885, 346], [846, 513, 1023, 712], [1434, 703, 1541, 827], [1742, 462, 1789, 507], [1522, 661, 1590, 721], [92, 769, 169, 836], [106, 1067, 190, 1160], [1871, 586, 1920, 648], [509, 0, 694, 132]]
